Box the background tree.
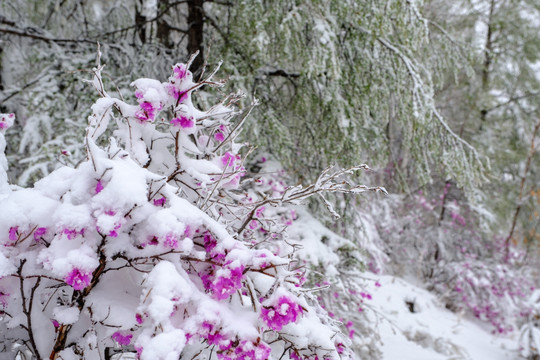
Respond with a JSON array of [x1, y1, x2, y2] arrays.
[[425, 0, 540, 251]]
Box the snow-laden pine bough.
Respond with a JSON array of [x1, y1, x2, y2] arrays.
[[0, 51, 385, 360]]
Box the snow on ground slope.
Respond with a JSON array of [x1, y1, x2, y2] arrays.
[[288, 207, 520, 360], [367, 274, 519, 360]]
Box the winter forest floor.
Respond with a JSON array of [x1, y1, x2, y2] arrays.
[[290, 207, 521, 360], [372, 274, 517, 359]]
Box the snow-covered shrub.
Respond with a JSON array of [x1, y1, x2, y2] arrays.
[[369, 184, 537, 334], [0, 53, 383, 359], [243, 158, 386, 359], [519, 290, 540, 359]]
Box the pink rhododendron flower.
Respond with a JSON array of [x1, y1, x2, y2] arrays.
[[0, 113, 14, 130], [173, 64, 187, 79], [221, 152, 235, 167], [65, 268, 92, 290], [167, 84, 189, 103], [95, 180, 104, 194], [171, 115, 194, 128], [153, 197, 166, 206], [223, 173, 243, 189], [8, 227, 18, 242], [108, 224, 122, 238], [207, 331, 231, 351], [255, 206, 265, 218], [204, 231, 217, 253], [63, 228, 84, 240], [111, 331, 133, 346], [33, 227, 47, 241], [212, 265, 245, 300], [164, 233, 179, 248], [229, 340, 271, 360], [294, 274, 306, 288], [200, 322, 232, 351], [214, 131, 225, 142], [184, 225, 192, 238], [261, 295, 303, 331], [345, 321, 355, 338], [135, 102, 157, 122], [0, 291, 9, 308]]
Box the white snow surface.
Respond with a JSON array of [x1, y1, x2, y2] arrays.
[[291, 208, 521, 360], [367, 274, 518, 359]]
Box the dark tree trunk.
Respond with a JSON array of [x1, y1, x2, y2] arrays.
[[157, 0, 173, 48], [135, 1, 147, 44], [480, 0, 495, 123], [0, 46, 5, 113], [187, 0, 205, 79]]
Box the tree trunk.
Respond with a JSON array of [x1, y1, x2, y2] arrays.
[[157, 0, 173, 48], [135, 0, 147, 44], [480, 0, 495, 123], [187, 0, 205, 79]]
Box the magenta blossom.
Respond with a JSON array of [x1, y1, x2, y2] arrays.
[[0, 113, 14, 130], [204, 231, 217, 252], [153, 197, 166, 206], [63, 228, 84, 240], [212, 265, 245, 300], [33, 227, 47, 241], [108, 223, 122, 238], [173, 64, 188, 80], [111, 331, 133, 346], [167, 84, 189, 103], [171, 115, 194, 128], [164, 233, 179, 248], [255, 206, 265, 218], [184, 225, 192, 238], [221, 152, 235, 167], [232, 340, 271, 360], [135, 102, 157, 122], [8, 227, 18, 242], [95, 180, 104, 194], [65, 268, 92, 290], [261, 295, 303, 331], [0, 291, 9, 308], [214, 132, 225, 142]]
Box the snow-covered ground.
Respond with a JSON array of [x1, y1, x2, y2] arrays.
[[367, 274, 518, 360], [289, 207, 521, 360]]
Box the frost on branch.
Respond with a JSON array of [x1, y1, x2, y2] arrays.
[[0, 55, 380, 360]]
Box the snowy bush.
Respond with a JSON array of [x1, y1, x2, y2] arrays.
[[370, 185, 537, 334], [519, 290, 540, 359], [0, 53, 385, 360]]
